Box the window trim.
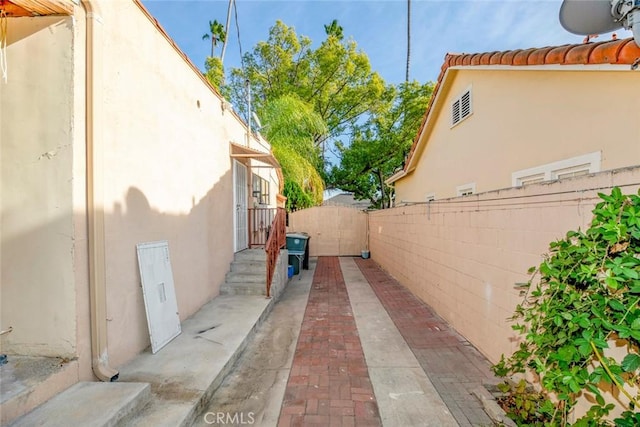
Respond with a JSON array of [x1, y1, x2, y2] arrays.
[[456, 182, 476, 197], [511, 151, 601, 187], [451, 85, 473, 128]]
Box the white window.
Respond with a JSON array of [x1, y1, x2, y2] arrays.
[[425, 192, 436, 202], [451, 86, 472, 127], [252, 173, 270, 205], [456, 182, 476, 197], [512, 151, 601, 187]]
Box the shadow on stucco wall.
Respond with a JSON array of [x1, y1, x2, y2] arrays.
[[1, 168, 237, 375]]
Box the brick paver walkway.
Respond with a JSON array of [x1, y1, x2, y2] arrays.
[[354, 258, 498, 426], [278, 257, 381, 427]]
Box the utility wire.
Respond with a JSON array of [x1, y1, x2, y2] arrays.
[[398, 181, 640, 207], [233, 0, 244, 72]]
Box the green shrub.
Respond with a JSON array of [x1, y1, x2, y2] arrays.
[[493, 188, 640, 426]]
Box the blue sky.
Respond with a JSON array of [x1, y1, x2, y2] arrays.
[[141, 0, 629, 85]]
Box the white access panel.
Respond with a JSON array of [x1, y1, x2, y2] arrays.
[[136, 240, 181, 353]]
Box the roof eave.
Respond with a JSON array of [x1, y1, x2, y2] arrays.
[[2, 0, 74, 16], [385, 169, 408, 185], [398, 38, 640, 184], [403, 66, 456, 175]]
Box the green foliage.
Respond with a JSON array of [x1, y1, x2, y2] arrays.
[[204, 56, 225, 91], [225, 19, 394, 209], [283, 180, 313, 211], [493, 188, 640, 425], [259, 95, 325, 211], [223, 19, 429, 211], [324, 19, 344, 40], [328, 80, 433, 208], [258, 94, 326, 170], [272, 144, 323, 211], [496, 379, 556, 426], [228, 20, 385, 149]]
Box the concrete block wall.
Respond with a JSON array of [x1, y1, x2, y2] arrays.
[[370, 166, 640, 363]]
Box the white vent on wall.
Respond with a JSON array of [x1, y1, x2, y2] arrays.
[[451, 86, 472, 127], [452, 99, 461, 125], [456, 182, 476, 197]]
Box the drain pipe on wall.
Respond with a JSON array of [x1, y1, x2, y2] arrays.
[[80, 0, 119, 382]]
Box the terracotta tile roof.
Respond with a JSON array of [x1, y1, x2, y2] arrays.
[[402, 38, 640, 176]]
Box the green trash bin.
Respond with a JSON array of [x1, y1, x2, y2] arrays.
[[286, 233, 309, 275]]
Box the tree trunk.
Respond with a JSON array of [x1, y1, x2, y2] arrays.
[[377, 169, 386, 209]]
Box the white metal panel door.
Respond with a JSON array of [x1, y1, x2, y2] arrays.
[[234, 160, 248, 252], [136, 241, 181, 354]]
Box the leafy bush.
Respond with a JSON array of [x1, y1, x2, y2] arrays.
[[283, 179, 313, 211], [493, 188, 640, 426]]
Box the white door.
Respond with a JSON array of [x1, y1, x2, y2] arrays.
[[234, 160, 248, 252]]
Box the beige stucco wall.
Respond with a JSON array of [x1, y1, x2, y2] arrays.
[[371, 167, 640, 364], [395, 68, 640, 202], [1, 0, 280, 376], [96, 0, 278, 367], [288, 206, 368, 256], [1, 16, 80, 359]]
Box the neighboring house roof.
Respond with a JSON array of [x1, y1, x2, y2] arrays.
[[387, 38, 640, 185], [323, 192, 371, 209]]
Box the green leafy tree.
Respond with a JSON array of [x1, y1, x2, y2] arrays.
[[204, 56, 224, 90], [258, 94, 327, 210], [328, 80, 433, 209], [227, 20, 385, 160]]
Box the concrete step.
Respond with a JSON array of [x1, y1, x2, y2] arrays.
[[219, 280, 266, 296], [225, 270, 264, 284], [233, 249, 267, 262], [0, 356, 79, 425], [222, 271, 266, 296], [220, 249, 268, 296], [8, 381, 150, 427], [230, 259, 265, 272]]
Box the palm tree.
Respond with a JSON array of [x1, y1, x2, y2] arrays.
[[406, 0, 411, 82], [202, 20, 226, 57], [324, 19, 344, 41]]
